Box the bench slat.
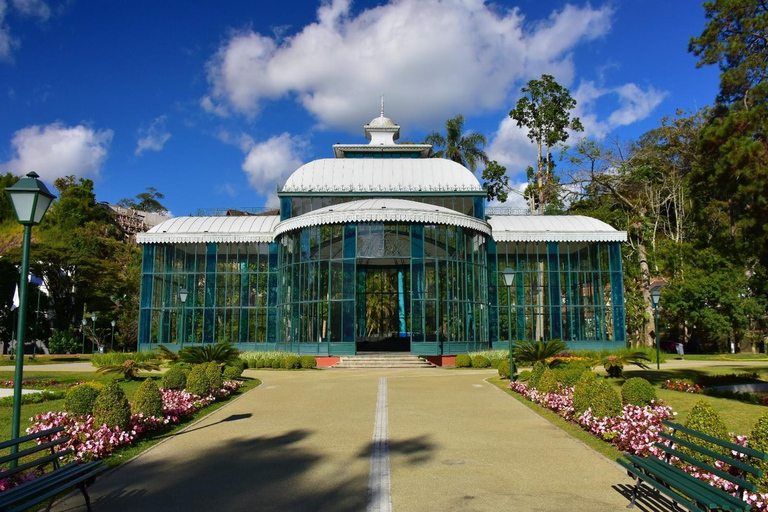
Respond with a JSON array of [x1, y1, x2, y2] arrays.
[[636, 455, 751, 511], [0, 437, 70, 466], [0, 427, 66, 451], [6, 463, 108, 512], [664, 421, 768, 461], [0, 448, 73, 480], [654, 442, 757, 493], [660, 432, 763, 478], [624, 455, 733, 510], [617, 458, 705, 512], [0, 461, 104, 507]]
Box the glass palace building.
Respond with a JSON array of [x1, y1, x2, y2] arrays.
[[137, 113, 627, 357]]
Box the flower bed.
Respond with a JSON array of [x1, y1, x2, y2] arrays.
[[0, 379, 65, 389], [661, 379, 703, 393], [509, 379, 768, 510]]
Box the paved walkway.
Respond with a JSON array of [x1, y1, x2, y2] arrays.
[[54, 369, 632, 512]]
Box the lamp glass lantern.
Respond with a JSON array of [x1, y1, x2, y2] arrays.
[[7, 172, 55, 225], [502, 267, 516, 381], [179, 288, 188, 304], [502, 266, 516, 288], [651, 288, 661, 309]]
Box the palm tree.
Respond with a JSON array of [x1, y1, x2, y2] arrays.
[[424, 114, 489, 172]]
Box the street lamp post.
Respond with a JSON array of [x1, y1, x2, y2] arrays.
[[5, 171, 55, 465], [81, 318, 87, 353], [111, 320, 116, 352], [91, 313, 97, 353], [651, 288, 661, 370], [179, 288, 188, 350], [502, 267, 516, 381]]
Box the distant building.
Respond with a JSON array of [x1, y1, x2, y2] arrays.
[[136, 110, 627, 359], [104, 204, 170, 242]]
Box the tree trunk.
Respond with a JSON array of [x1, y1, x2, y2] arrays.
[[637, 240, 655, 347]]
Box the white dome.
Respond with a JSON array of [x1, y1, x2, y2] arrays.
[[367, 115, 397, 128], [281, 158, 484, 193]]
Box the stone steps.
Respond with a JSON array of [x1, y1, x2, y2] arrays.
[[332, 354, 434, 369]]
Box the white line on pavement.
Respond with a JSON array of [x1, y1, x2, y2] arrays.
[[367, 377, 392, 512]]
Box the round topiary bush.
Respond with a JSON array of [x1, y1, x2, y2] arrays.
[[455, 354, 471, 368], [132, 378, 164, 418], [537, 369, 559, 394], [497, 360, 511, 379], [93, 381, 131, 430], [255, 358, 267, 368], [517, 370, 532, 382], [529, 361, 547, 389], [223, 365, 243, 380], [300, 356, 317, 369], [284, 355, 301, 369], [554, 367, 588, 387], [205, 362, 223, 392], [572, 371, 598, 416], [471, 355, 491, 368], [270, 356, 286, 369], [621, 377, 657, 406], [681, 399, 730, 464], [162, 366, 187, 390], [748, 411, 768, 492], [186, 364, 210, 397], [588, 379, 622, 417], [65, 382, 104, 417]]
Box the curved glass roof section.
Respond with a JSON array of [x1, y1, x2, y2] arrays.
[[280, 158, 484, 194], [274, 198, 491, 237], [136, 215, 279, 244], [487, 215, 627, 242]]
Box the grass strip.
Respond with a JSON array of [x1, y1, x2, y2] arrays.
[[487, 376, 624, 462]]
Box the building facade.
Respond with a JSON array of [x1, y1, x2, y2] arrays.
[[137, 113, 627, 356]]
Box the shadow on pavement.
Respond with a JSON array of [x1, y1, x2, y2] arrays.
[[59, 429, 368, 512], [167, 413, 254, 436], [612, 482, 680, 512], [356, 434, 437, 466]]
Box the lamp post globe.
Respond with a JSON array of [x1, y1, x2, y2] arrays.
[[90, 313, 97, 353], [651, 288, 661, 370], [111, 320, 116, 352], [81, 318, 87, 353], [179, 288, 188, 350], [5, 171, 55, 466], [502, 267, 516, 381]]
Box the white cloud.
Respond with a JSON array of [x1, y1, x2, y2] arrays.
[[204, 0, 612, 130], [608, 83, 667, 127], [241, 132, 304, 196], [11, 0, 50, 20], [486, 117, 537, 173], [0, 123, 113, 181], [135, 115, 171, 155], [0, 0, 19, 61]]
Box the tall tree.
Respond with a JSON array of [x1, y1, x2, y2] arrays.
[[424, 115, 489, 172], [509, 74, 583, 215], [118, 187, 169, 214]]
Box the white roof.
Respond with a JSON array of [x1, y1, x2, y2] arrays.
[[274, 198, 491, 237], [488, 215, 627, 242], [280, 158, 484, 193], [136, 215, 279, 244]]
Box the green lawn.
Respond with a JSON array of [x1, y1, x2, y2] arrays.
[[672, 353, 768, 361], [0, 355, 92, 366]]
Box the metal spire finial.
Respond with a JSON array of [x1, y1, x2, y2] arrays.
[[380, 93, 384, 117]]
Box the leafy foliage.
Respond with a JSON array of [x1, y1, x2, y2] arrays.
[[131, 378, 164, 418], [537, 369, 558, 394], [162, 366, 187, 390], [597, 351, 651, 378], [153, 345, 179, 364], [454, 354, 471, 368], [471, 355, 490, 368], [572, 371, 598, 416], [179, 343, 240, 365], [284, 355, 301, 369], [185, 365, 210, 397], [93, 381, 131, 430], [679, 400, 730, 465], [497, 360, 511, 379], [95, 359, 160, 380], [65, 382, 104, 417], [513, 339, 567, 365], [424, 114, 488, 171], [621, 378, 657, 406], [223, 366, 243, 380], [299, 356, 317, 369], [528, 361, 547, 389], [748, 411, 768, 492], [204, 362, 222, 392], [48, 328, 80, 355], [117, 187, 169, 214], [517, 370, 531, 382]]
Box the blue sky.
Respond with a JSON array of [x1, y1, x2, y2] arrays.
[[0, 0, 720, 215]]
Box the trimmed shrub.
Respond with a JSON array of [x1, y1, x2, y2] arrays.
[[529, 361, 547, 389], [621, 377, 657, 406], [255, 358, 267, 369], [588, 379, 622, 417], [284, 355, 301, 369], [517, 370, 532, 382], [455, 354, 472, 368], [572, 371, 598, 416], [48, 328, 80, 354], [748, 412, 768, 492], [537, 369, 559, 394], [223, 366, 243, 380], [186, 364, 210, 397], [471, 355, 491, 368], [65, 382, 104, 417], [162, 366, 187, 390], [681, 400, 730, 465], [270, 356, 286, 369], [132, 378, 164, 418], [554, 367, 588, 387], [205, 362, 223, 392], [93, 381, 131, 430], [300, 356, 317, 369], [232, 358, 248, 371], [497, 360, 511, 379]]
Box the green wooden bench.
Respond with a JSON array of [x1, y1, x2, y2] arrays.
[[618, 420, 768, 511], [0, 426, 108, 512]]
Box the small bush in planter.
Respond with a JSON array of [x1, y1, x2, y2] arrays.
[[186, 364, 211, 397], [205, 362, 223, 392], [455, 354, 471, 368], [132, 378, 164, 418], [65, 382, 104, 417], [223, 365, 243, 380], [621, 377, 657, 406], [471, 355, 491, 368], [497, 360, 511, 379], [300, 356, 317, 369], [529, 361, 547, 389], [284, 355, 301, 369], [537, 369, 559, 394], [517, 370, 532, 382], [162, 366, 187, 390], [93, 381, 131, 430]]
